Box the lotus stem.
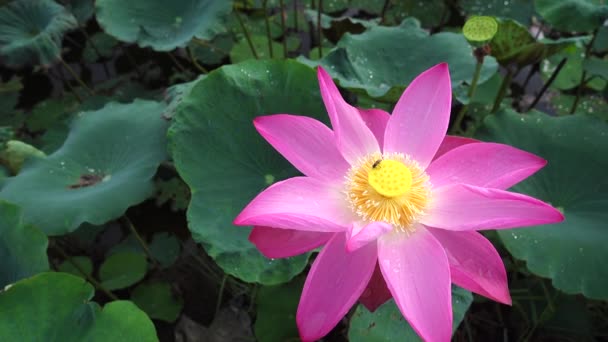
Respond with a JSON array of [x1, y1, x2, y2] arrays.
[[380, 0, 390, 24], [491, 66, 515, 113], [187, 46, 208, 74], [121, 45, 144, 79], [167, 51, 190, 75], [453, 51, 485, 133], [51, 67, 83, 103], [570, 28, 599, 114], [122, 216, 159, 266], [51, 241, 118, 301], [279, 0, 288, 58], [192, 38, 231, 56], [527, 57, 567, 111], [293, 0, 299, 31], [234, 7, 259, 59], [317, 0, 323, 58], [58, 57, 94, 96], [262, 0, 274, 58], [215, 274, 228, 317]]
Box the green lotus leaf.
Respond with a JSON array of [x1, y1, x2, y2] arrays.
[[305, 18, 498, 101], [348, 286, 473, 341], [63, 0, 94, 25], [476, 109, 608, 300], [131, 281, 183, 322], [82, 32, 118, 63], [0, 200, 48, 288], [57, 255, 93, 279], [169, 60, 328, 284], [0, 0, 77, 66], [541, 44, 606, 91], [461, 0, 536, 24], [230, 34, 284, 63], [489, 18, 578, 66], [0, 272, 157, 341], [95, 0, 232, 51], [0, 99, 168, 235], [549, 94, 608, 121], [189, 33, 234, 65], [535, 0, 608, 32], [99, 251, 148, 290], [254, 277, 304, 342]]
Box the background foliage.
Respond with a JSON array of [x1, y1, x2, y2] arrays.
[[0, 0, 606, 341]]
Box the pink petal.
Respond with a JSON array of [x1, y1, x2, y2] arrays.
[[378, 228, 452, 342], [427, 142, 546, 189], [254, 114, 350, 182], [249, 227, 333, 258], [428, 228, 511, 304], [346, 221, 392, 252], [433, 135, 478, 161], [234, 177, 354, 232], [317, 67, 380, 164], [384, 63, 452, 169], [358, 108, 390, 146], [297, 232, 377, 341], [359, 264, 392, 312], [422, 184, 565, 231]]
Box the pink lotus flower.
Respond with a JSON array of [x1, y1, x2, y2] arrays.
[[234, 64, 564, 342]]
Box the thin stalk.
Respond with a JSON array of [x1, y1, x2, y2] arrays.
[[187, 46, 209, 73], [192, 38, 231, 56], [122, 216, 158, 266], [293, 0, 299, 31], [262, 0, 274, 58], [380, 0, 391, 25], [234, 8, 259, 59], [167, 51, 190, 74], [52, 67, 83, 103], [453, 57, 484, 133], [52, 242, 118, 301], [121, 46, 144, 79], [570, 28, 599, 114], [491, 67, 515, 113], [464, 316, 474, 342], [59, 57, 94, 96], [215, 274, 228, 317], [317, 0, 323, 58], [279, 0, 288, 58], [527, 57, 567, 111]]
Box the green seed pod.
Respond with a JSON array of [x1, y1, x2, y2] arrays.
[[463, 16, 498, 44]]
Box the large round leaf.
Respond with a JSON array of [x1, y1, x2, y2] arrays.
[[0, 0, 77, 66], [0, 272, 157, 341], [348, 286, 473, 341], [476, 110, 608, 300], [0, 100, 168, 236], [168, 60, 327, 284], [535, 0, 608, 32], [304, 18, 498, 101], [96, 0, 232, 51], [0, 200, 48, 288], [489, 18, 577, 67]]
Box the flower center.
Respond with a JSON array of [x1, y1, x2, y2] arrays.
[[368, 159, 412, 198], [345, 153, 430, 232]]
